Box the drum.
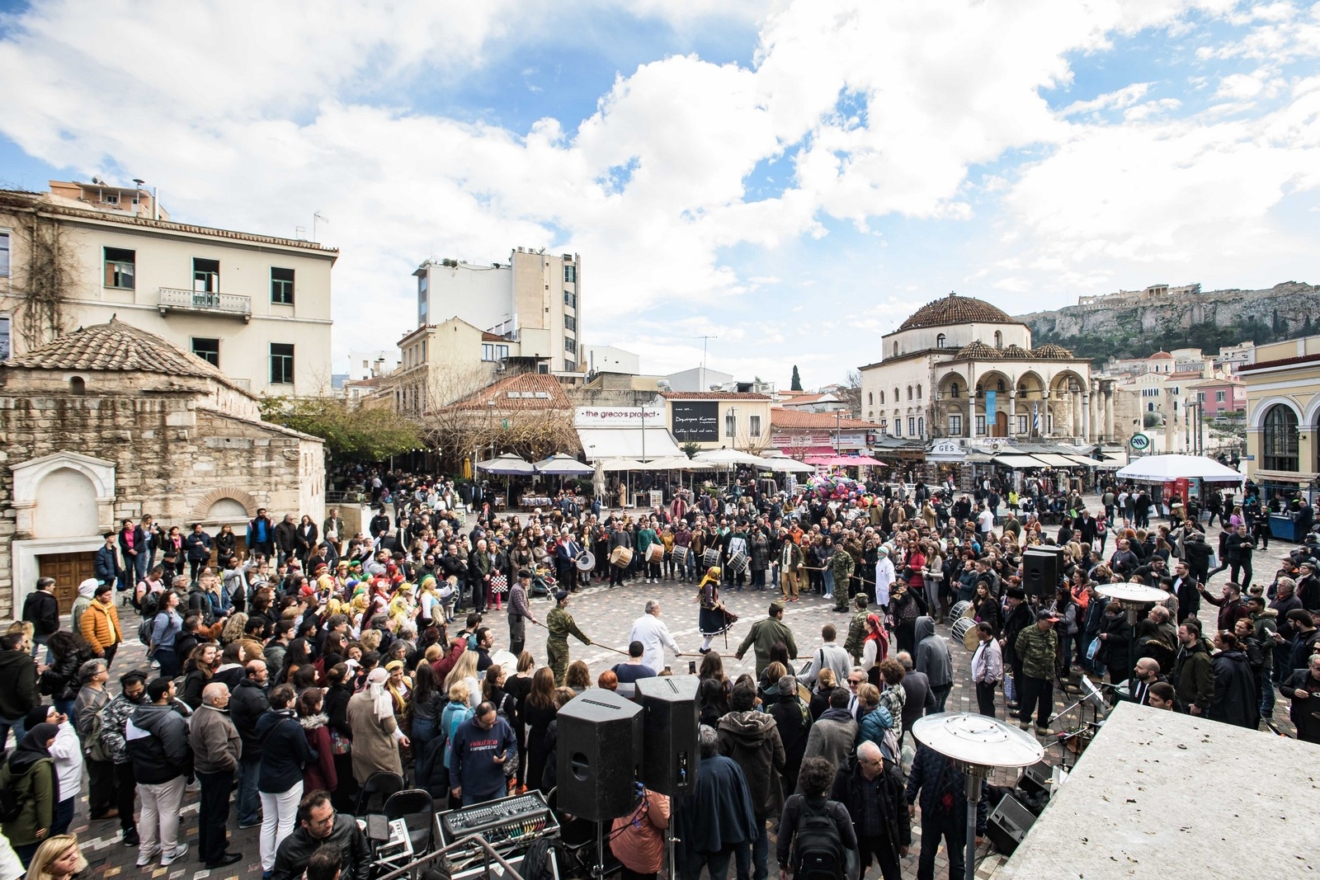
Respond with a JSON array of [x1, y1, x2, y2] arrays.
[[949, 600, 973, 620], [610, 546, 634, 568], [647, 544, 665, 564], [951, 618, 978, 649], [672, 546, 689, 567], [702, 548, 720, 569], [729, 551, 749, 575], [575, 551, 596, 572]]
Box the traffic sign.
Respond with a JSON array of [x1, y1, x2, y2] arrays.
[[1129, 433, 1150, 451]]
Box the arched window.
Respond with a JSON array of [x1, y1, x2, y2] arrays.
[[893, 342, 899, 357], [916, 384, 922, 399], [867, 392, 873, 405], [894, 388, 900, 404], [998, 379, 1005, 392], [994, 330, 1003, 348], [69, 377, 85, 396], [950, 382, 959, 398], [1262, 405, 1299, 472], [936, 334, 946, 349], [907, 386, 913, 400], [879, 390, 885, 404], [917, 417, 924, 436]]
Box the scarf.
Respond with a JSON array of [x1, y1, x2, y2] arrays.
[[366, 668, 393, 720], [7, 722, 61, 803]]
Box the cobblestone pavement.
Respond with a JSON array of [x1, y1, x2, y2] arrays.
[[61, 495, 1299, 880]]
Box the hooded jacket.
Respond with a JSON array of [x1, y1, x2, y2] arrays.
[[1175, 638, 1215, 713], [802, 707, 857, 774], [679, 753, 759, 855], [255, 708, 318, 793], [717, 710, 786, 819], [1209, 650, 1259, 729], [914, 617, 953, 689], [126, 702, 193, 784], [0, 723, 59, 844], [0, 649, 39, 719]]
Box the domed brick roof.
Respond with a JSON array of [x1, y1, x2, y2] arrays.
[[1001, 344, 1032, 358], [1031, 343, 1075, 359], [898, 293, 1015, 331], [954, 340, 1003, 359]]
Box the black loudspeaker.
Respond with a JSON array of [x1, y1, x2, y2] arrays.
[[1017, 760, 1052, 798], [986, 792, 1038, 855], [1022, 546, 1064, 598], [636, 675, 700, 797], [556, 690, 643, 821]]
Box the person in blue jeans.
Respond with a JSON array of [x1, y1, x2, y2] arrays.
[[680, 725, 758, 880], [229, 661, 272, 829], [149, 592, 184, 679], [449, 702, 518, 806]]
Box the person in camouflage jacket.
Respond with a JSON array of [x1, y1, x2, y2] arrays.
[[832, 548, 856, 612]]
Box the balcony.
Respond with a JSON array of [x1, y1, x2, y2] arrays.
[[157, 287, 251, 322]]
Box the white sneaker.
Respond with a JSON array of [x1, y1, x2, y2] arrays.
[[161, 844, 189, 866], [136, 850, 160, 867]]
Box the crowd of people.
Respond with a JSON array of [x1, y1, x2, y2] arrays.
[[0, 466, 1317, 880]]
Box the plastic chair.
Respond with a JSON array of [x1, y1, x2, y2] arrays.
[[354, 771, 405, 817], [382, 788, 435, 855]]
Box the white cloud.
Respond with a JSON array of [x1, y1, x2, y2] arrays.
[[0, 0, 1314, 380]]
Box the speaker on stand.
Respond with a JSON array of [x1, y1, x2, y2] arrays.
[[986, 792, 1038, 855], [1021, 546, 1064, 600], [637, 676, 701, 880], [556, 690, 643, 879]]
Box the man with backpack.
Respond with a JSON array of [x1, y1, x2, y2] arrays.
[[73, 658, 118, 821], [776, 756, 857, 880], [125, 677, 194, 867], [21, 578, 60, 661], [832, 741, 909, 880], [717, 682, 786, 880], [905, 743, 987, 880]]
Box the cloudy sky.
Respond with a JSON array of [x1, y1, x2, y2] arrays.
[[1, 0, 1317, 388]]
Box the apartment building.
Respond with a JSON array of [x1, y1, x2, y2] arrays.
[[0, 182, 335, 396], [414, 248, 582, 375]]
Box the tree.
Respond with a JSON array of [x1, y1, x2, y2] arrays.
[[839, 369, 862, 417], [259, 396, 422, 462], [791, 365, 803, 391]]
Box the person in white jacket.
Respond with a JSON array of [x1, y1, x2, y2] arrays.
[[37, 705, 84, 836], [874, 547, 896, 608], [970, 622, 1003, 718], [628, 600, 683, 674]]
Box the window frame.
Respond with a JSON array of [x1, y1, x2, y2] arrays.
[[948, 414, 963, 436], [724, 412, 736, 439], [749, 414, 761, 436], [191, 337, 220, 367], [564, 264, 577, 284], [270, 343, 295, 385], [193, 257, 220, 293], [103, 247, 136, 290], [270, 267, 295, 305], [0, 229, 9, 277], [0, 312, 10, 360], [1262, 405, 1299, 472]]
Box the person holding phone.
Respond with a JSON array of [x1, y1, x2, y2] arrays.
[[450, 701, 518, 806]]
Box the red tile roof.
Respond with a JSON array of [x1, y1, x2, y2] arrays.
[[443, 372, 572, 410], [660, 391, 770, 400], [771, 410, 877, 429]]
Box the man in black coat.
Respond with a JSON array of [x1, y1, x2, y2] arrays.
[[679, 725, 759, 880], [998, 588, 1033, 708], [21, 577, 60, 658], [229, 660, 270, 829], [1280, 655, 1320, 743], [271, 789, 371, 880], [274, 515, 298, 568], [833, 741, 910, 880]]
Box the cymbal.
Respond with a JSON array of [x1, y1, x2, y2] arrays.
[[1096, 583, 1168, 604], [912, 712, 1045, 769]]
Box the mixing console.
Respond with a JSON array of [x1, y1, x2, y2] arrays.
[[438, 791, 560, 860]]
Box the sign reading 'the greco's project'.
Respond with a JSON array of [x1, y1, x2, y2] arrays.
[[671, 401, 719, 441]]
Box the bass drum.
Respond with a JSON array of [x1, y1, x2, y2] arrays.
[[949, 600, 973, 620], [702, 548, 721, 569], [672, 546, 690, 568], [610, 546, 634, 568], [729, 551, 749, 575], [575, 551, 596, 572], [951, 617, 979, 650], [647, 544, 665, 564]]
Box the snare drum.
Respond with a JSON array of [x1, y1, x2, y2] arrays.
[[647, 544, 665, 564], [951, 618, 978, 649], [702, 548, 721, 569], [949, 600, 973, 620], [610, 546, 634, 568], [672, 546, 689, 567], [575, 551, 596, 572], [729, 551, 749, 575]]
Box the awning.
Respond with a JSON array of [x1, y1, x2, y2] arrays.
[[1034, 453, 1085, 468], [578, 428, 683, 461], [993, 455, 1050, 469], [1063, 454, 1101, 468]]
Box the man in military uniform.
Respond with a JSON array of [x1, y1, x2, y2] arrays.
[[843, 594, 871, 663], [832, 544, 856, 612], [734, 601, 798, 677], [546, 590, 592, 685]]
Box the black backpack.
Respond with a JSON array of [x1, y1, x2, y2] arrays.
[[792, 799, 846, 880]]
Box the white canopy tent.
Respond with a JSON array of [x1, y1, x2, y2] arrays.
[[1116, 454, 1244, 483], [577, 427, 683, 461], [761, 457, 815, 473], [693, 448, 769, 467]]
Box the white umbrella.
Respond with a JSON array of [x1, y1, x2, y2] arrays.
[[600, 458, 647, 471], [592, 460, 607, 499], [1115, 454, 1244, 482], [762, 457, 815, 473], [475, 452, 536, 475], [694, 448, 765, 466], [534, 454, 594, 476], [640, 456, 697, 471]]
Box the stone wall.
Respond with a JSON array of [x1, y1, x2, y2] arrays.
[[0, 393, 324, 620]]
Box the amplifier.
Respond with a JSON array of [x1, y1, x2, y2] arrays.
[[986, 792, 1038, 856], [1017, 760, 1053, 798]]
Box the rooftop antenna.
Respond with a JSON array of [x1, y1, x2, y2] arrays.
[[313, 211, 328, 242], [696, 334, 718, 390]]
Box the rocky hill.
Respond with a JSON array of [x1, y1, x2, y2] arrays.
[[1016, 281, 1320, 364]]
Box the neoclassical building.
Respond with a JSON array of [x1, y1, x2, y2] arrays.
[[859, 293, 1118, 443]]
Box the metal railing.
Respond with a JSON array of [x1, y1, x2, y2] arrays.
[[157, 287, 252, 318], [374, 833, 526, 880]]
